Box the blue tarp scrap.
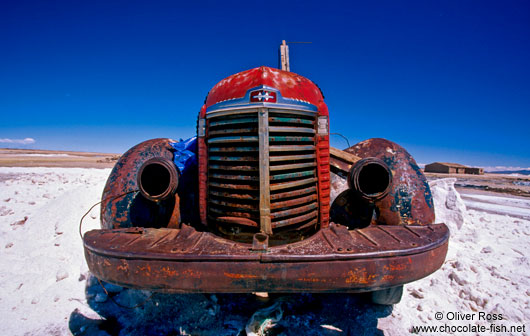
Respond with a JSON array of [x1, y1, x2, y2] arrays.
[[169, 137, 197, 174], [169, 137, 199, 224]]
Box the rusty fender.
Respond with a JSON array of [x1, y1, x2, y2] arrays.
[[344, 138, 435, 226], [100, 138, 179, 230]]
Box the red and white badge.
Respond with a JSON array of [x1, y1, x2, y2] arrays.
[[250, 90, 277, 103]]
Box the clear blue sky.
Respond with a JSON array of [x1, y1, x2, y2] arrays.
[[1, 0, 529, 168]]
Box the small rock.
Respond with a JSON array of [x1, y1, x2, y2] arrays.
[[451, 261, 464, 271], [56, 270, 69, 282], [5, 242, 13, 249], [481, 246, 493, 253], [410, 288, 424, 299], [449, 271, 467, 286], [11, 216, 28, 227], [0, 206, 14, 216], [31, 298, 39, 304]]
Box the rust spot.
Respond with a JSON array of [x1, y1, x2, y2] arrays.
[[384, 263, 408, 271], [182, 269, 201, 278], [223, 272, 259, 279], [160, 267, 179, 277], [345, 269, 376, 284], [137, 265, 152, 276], [297, 277, 327, 283]]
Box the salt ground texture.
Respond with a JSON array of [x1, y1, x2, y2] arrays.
[[0, 168, 528, 335]]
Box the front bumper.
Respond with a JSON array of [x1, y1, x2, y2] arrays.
[[83, 223, 449, 293]]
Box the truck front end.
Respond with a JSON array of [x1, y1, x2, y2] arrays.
[[83, 66, 448, 303]]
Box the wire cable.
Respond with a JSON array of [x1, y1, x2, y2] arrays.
[[330, 132, 351, 148], [80, 189, 153, 309]]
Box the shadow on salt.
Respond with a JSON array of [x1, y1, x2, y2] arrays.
[[69, 275, 392, 335]]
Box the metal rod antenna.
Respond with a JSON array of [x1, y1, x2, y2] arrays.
[[279, 40, 290, 72], [278, 41, 313, 72]]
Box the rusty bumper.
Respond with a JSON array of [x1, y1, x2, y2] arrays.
[[84, 223, 449, 293]]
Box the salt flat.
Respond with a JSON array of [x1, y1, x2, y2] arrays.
[[0, 168, 528, 335]]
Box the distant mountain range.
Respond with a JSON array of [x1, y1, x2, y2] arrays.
[[486, 170, 530, 175]]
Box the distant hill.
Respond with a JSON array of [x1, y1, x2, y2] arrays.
[[487, 170, 530, 175]]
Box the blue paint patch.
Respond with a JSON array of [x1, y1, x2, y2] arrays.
[[410, 161, 434, 209], [390, 185, 412, 219]]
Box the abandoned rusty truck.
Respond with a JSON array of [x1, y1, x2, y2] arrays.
[[83, 66, 449, 304]]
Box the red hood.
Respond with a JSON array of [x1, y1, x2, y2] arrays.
[[205, 66, 324, 108]]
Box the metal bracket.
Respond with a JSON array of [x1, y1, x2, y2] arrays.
[[252, 232, 269, 251]]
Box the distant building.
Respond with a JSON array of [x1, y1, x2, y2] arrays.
[[424, 162, 484, 175], [463, 167, 484, 175]]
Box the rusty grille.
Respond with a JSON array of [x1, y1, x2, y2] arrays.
[[206, 107, 318, 233], [207, 109, 260, 228], [268, 109, 318, 230]]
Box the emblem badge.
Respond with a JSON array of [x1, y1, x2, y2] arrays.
[[250, 90, 277, 103]]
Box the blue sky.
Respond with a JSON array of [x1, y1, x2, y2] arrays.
[[1, 0, 529, 168]]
